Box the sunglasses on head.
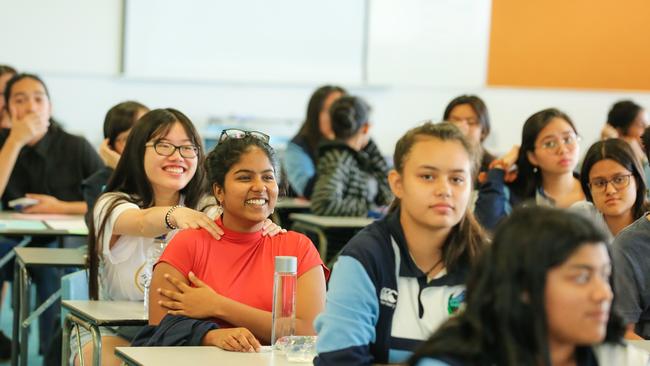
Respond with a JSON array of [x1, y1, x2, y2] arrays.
[[218, 128, 270, 144]]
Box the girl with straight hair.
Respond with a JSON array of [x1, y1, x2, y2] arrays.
[[443, 94, 495, 176], [79, 110, 282, 365], [284, 85, 346, 197], [475, 108, 585, 231], [314, 122, 488, 365], [409, 206, 648, 366], [572, 139, 649, 240]]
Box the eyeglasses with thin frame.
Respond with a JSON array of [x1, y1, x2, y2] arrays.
[[537, 133, 581, 151], [145, 141, 199, 158], [218, 128, 270, 144], [588, 174, 633, 193]]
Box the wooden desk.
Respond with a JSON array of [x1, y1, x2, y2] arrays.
[[62, 300, 148, 366], [12, 248, 86, 366], [289, 213, 374, 261], [115, 346, 313, 366]]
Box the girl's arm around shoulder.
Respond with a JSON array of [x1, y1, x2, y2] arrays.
[[97, 193, 223, 241]]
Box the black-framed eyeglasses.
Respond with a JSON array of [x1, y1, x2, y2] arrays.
[[218, 128, 270, 144], [588, 174, 633, 193], [145, 141, 199, 158]]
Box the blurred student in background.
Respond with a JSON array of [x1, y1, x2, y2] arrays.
[[311, 95, 391, 217], [285, 85, 346, 198], [82, 101, 149, 225], [443, 95, 494, 178]]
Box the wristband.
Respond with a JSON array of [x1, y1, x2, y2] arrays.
[[165, 205, 181, 230]]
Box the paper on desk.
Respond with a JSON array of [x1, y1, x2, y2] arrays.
[[44, 219, 88, 234], [0, 219, 48, 231]]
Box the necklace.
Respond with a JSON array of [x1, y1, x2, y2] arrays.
[[425, 258, 443, 278]]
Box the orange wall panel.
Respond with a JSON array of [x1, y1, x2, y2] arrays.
[[488, 0, 650, 90]]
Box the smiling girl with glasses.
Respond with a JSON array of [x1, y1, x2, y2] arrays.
[[79, 109, 284, 365], [475, 108, 586, 231]]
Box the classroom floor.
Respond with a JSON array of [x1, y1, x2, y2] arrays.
[[0, 283, 43, 366]]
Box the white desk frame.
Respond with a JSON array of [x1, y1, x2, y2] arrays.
[[61, 300, 148, 366]]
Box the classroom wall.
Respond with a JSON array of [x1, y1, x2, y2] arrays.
[[3, 0, 650, 159]]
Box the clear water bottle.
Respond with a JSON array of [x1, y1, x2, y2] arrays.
[[143, 235, 167, 313], [271, 256, 297, 349]]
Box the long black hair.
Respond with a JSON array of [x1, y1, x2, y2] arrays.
[[510, 108, 578, 199], [443, 94, 491, 142], [295, 85, 346, 160], [409, 206, 625, 366], [88, 108, 206, 299], [580, 138, 649, 220], [104, 101, 149, 149]]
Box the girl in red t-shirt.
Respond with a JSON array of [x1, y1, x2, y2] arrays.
[[148, 130, 328, 352]]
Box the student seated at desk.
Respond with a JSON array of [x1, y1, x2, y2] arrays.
[[0, 73, 103, 357], [409, 207, 649, 366], [82, 101, 149, 225], [135, 130, 328, 351], [314, 122, 488, 365], [311, 95, 391, 216], [81, 111, 284, 365], [0, 73, 103, 212]]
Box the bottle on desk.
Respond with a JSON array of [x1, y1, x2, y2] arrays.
[[143, 235, 167, 313], [271, 256, 297, 349]]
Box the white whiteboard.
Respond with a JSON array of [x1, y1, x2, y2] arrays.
[[0, 0, 121, 75], [124, 0, 365, 84], [367, 0, 492, 87]]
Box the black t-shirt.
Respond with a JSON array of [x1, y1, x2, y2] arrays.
[[0, 122, 103, 209]]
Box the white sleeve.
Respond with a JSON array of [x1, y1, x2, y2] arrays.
[[93, 193, 141, 264]]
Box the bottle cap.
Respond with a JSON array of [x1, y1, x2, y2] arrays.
[[275, 256, 297, 273]]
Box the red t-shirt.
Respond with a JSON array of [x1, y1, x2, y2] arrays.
[[157, 218, 328, 327]]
